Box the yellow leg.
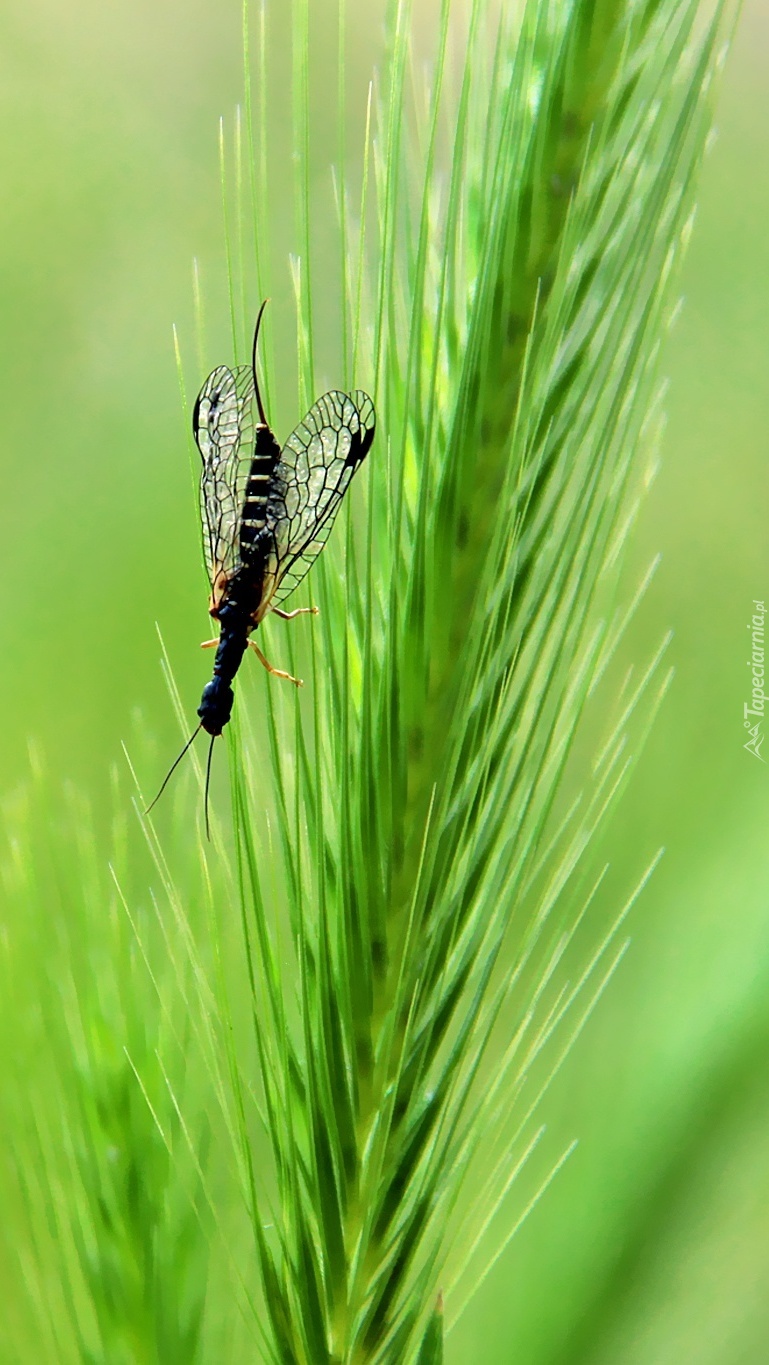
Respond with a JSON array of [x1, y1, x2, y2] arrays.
[[249, 639, 303, 687], [200, 638, 218, 649], [272, 606, 319, 620]]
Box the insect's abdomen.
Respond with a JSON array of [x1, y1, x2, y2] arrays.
[[240, 424, 282, 554]]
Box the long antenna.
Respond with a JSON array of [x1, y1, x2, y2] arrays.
[[251, 297, 270, 426], [203, 733, 216, 841], [145, 724, 202, 814]]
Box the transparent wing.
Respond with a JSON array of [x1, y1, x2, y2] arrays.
[[264, 389, 376, 607], [193, 364, 255, 586]]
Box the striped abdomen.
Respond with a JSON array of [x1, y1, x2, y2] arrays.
[[240, 423, 281, 554]]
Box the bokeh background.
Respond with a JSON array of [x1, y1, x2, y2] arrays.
[[1, 1, 767, 1360]]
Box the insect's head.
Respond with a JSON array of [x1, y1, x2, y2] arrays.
[[252, 297, 270, 428], [197, 676, 234, 736]]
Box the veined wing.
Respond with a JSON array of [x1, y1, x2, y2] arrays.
[[193, 363, 255, 586], [264, 389, 376, 607]]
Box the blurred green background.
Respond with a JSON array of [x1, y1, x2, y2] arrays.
[[1, 1, 768, 1360]]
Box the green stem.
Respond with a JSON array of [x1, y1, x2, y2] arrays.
[[340, 3, 643, 1356]]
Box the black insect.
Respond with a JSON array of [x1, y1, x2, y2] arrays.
[[148, 300, 376, 832]]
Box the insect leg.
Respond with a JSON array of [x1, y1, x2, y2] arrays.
[[248, 640, 303, 687], [200, 638, 219, 649], [271, 606, 319, 620]]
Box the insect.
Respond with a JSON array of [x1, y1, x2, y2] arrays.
[[147, 300, 376, 832]]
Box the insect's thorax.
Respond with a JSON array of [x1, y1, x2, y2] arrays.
[[210, 561, 265, 622]]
